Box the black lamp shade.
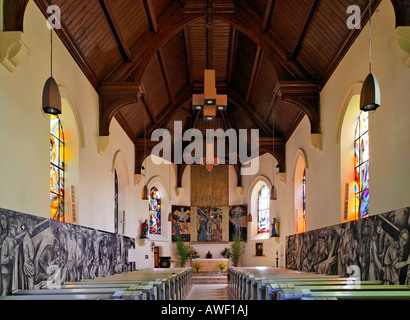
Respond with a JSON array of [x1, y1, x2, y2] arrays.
[[42, 76, 62, 115], [360, 73, 380, 112]]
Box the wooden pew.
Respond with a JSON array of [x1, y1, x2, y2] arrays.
[[11, 287, 146, 300], [277, 287, 410, 300], [74, 268, 192, 300], [228, 267, 345, 300], [6, 268, 192, 301]]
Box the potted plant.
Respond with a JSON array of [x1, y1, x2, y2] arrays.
[[175, 236, 191, 268], [192, 261, 203, 273], [217, 262, 228, 273], [230, 235, 246, 267]]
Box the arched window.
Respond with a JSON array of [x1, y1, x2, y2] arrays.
[[149, 187, 161, 235], [354, 111, 370, 219], [114, 170, 119, 234], [257, 186, 270, 234], [50, 115, 65, 222], [294, 151, 307, 233]]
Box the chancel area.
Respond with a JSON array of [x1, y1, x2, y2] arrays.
[[0, 0, 409, 302]]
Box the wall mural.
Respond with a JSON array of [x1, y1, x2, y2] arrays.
[[229, 205, 247, 241], [196, 207, 223, 242], [0, 208, 135, 296], [171, 206, 191, 242], [286, 207, 410, 285]]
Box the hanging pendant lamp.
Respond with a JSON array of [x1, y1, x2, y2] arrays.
[[360, 0, 380, 112], [42, 1, 61, 115]]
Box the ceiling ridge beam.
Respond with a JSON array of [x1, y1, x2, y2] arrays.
[[98, 0, 132, 62]]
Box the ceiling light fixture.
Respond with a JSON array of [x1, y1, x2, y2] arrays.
[[360, 0, 380, 112], [42, 0, 61, 115], [191, 69, 228, 120]]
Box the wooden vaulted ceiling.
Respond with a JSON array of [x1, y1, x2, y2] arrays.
[[30, 0, 383, 173]]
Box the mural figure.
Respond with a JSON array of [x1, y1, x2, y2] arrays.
[[286, 207, 410, 285], [229, 205, 247, 241], [171, 206, 191, 242], [0, 208, 135, 296], [197, 207, 222, 242]]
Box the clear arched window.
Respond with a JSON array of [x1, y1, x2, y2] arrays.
[[50, 115, 65, 222], [354, 111, 370, 219], [257, 186, 270, 234], [149, 187, 161, 235]]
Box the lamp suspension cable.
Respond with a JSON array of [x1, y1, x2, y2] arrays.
[[369, 0, 372, 74]]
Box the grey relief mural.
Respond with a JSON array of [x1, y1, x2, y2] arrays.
[[286, 207, 410, 285], [0, 208, 135, 295]]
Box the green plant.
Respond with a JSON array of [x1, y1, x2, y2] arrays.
[[175, 236, 191, 267], [217, 262, 228, 273], [192, 262, 203, 273], [230, 234, 246, 267]]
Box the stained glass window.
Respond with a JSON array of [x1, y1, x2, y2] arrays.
[[149, 187, 161, 235], [257, 186, 270, 234], [302, 168, 307, 233], [50, 115, 65, 222], [354, 111, 369, 219], [114, 170, 119, 234]]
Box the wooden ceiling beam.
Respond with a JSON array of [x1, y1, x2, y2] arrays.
[[228, 90, 273, 137], [157, 48, 175, 104], [287, 0, 319, 61], [264, 83, 280, 122], [142, 0, 158, 34], [261, 0, 276, 32], [227, 27, 238, 84], [98, 0, 132, 62], [320, 0, 382, 88], [246, 46, 264, 104], [33, 0, 100, 90], [207, 8, 214, 69], [183, 28, 193, 85]]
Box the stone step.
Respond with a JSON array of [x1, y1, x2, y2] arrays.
[[192, 272, 228, 284]]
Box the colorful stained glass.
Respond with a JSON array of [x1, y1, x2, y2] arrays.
[[149, 187, 161, 235], [50, 115, 65, 222], [257, 186, 270, 234], [354, 112, 369, 219], [302, 168, 306, 233]]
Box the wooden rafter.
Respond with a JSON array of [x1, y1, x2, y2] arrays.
[[142, 0, 158, 34], [246, 46, 264, 104], [98, 0, 132, 62], [287, 0, 319, 61]]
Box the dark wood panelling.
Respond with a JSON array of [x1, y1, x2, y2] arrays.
[[24, 0, 384, 163]]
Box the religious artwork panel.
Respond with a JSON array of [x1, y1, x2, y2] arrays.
[[149, 187, 161, 235], [196, 207, 223, 242], [229, 205, 247, 241], [286, 206, 410, 285], [0, 207, 135, 296], [171, 206, 191, 242]]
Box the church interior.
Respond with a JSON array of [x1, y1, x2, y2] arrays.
[[0, 0, 409, 303]]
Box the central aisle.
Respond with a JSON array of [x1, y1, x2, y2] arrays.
[[185, 284, 232, 300]]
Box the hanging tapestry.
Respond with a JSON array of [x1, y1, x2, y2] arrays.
[[171, 206, 191, 242], [229, 205, 248, 241]]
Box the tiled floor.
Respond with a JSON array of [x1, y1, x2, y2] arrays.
[[185, 284, 232, 300]]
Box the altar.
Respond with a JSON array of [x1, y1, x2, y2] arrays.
[[191, 258, 229, 272]]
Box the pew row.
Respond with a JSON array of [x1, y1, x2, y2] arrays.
[[1, 268, 192, 301], [228, 267, 410, 301]]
